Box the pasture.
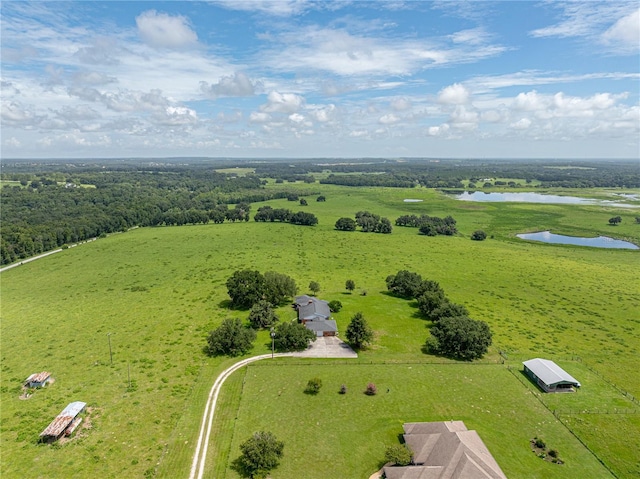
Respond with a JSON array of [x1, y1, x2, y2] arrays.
[[1, 184, 638, 478]]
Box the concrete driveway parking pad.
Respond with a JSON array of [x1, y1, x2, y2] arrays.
[[292, 337, 358, 358]]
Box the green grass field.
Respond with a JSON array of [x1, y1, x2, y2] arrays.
[[1, 184, 638, 478]]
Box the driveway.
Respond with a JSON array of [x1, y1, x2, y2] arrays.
[[291, 336, 357, 358]]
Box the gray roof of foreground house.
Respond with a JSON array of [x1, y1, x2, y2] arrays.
[[304, 319, 338, 333], [295, 295, 331, 321], [383, 421, 508, 479], [523, 358, 581, 387]]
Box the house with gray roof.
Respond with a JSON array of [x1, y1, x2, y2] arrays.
[[523, 358, 581, 393], [383, 421, 507, 479], [294, 295, 337, 337]]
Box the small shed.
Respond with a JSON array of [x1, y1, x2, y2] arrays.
[[24, 371, 51, 388], [40, 401, 86, 442], [523, 358, 581, 393]]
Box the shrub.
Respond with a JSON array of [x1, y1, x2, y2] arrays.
[[365, 383, 377, 395], [471, 230, 487, 241], [328, 300, 342, 312], [385, 444, 412, 466], [339, 384, 347, 394], [304, 377, 322, 395], [548, 449, 558, 458], [534, 437, 546, 449]]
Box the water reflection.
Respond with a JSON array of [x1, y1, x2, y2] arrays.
[[517, 231, 638, 249], [456, 191, 637, 208]]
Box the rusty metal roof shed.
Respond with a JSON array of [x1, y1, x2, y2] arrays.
[[25, 371, 51, 384], [40, 401, 86, 439]]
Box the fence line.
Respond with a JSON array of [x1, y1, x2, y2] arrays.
[[249, 358, 503, 368], [573, 356, 638, 406], [506, 366, 619, 479]]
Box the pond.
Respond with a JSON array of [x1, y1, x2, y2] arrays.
[[517, 231, 638, 249], [455, 191, 638, 208]]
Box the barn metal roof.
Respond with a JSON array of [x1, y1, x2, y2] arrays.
[[25, 371, 51, 383], [523, 358, 581, 387]]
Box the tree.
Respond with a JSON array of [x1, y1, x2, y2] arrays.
[[304, 377, 322, 394], [346, 312, 373, 349], [328, 300, 342, 312], [471, 230, 487, 241], [263, 271, 297, 306], [635, 216, 640, 224], [206, 318, 256, 357], [226, 270, 267, 308], [273, 321, 316, 352], [426, 316, 492, 360], [416, 290, 447, 319], [316, 195, 326, 202], [248, 300, 279, 329], [289, 211, 318, 225], [386, 270, 424, 298], [430, 301, 469, 321], [365, 382, 377, 395], [345, 279, 356, 293], [385, 444, 412, 466], [376, 217, 393, 234], [335, 217, 357, 231], [299, 198, 308, 206], [236, 431, 284, 479], [309, 281, 320, 295], [609, 216, 622, 225]]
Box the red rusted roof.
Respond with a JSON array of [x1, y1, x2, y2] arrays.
[[40, 416, 74, 438], [26, 371, 51, 384]]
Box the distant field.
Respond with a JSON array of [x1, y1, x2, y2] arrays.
[[1, 184, 638, 478]]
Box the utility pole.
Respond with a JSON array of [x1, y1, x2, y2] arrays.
[[107, 333, 113, 365]]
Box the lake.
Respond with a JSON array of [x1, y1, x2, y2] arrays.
[[455, 191, 638, 208], [517, 231, 638, 249]]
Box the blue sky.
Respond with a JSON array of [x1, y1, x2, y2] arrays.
[[1, 1, 638, 159]]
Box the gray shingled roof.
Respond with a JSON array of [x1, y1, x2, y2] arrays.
[[523, 358, 581, 387], [304, 319, 337, 333], [383, 421, 508, 479], [295, 296, 331, 321]]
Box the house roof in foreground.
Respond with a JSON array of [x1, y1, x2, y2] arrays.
[[304, 319, 338, 333], [383, 421, 507, 479], [523, 358, 581, 387]]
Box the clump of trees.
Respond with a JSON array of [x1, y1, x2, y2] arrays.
[[345, 312, 373, 349], [356, 211, 393, 233], [226, 270, 297, 308], [206, 318, 256, 357], [235, 431, 284, 479], [609, 216, 622, 226], [273, 321, 316, 352], [253, 206, 317, 225], [247, 300, 279, 329], [386, 269, 492, 360], [426, 316, 492, 360], [395, 214, 457, 236]]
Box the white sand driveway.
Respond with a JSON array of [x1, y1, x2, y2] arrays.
[[291, 336, 358, 358]]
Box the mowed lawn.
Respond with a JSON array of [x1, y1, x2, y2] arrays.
[[1, 184, 638, 478], [210, 362, 615, 479]]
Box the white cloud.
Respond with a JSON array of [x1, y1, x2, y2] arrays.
[[511, 118, 531, 130], [427, 124, 450, 136], [513, 91, 546, 111], [260, 91, 305, 113], [309, 104, 336, 122], [155, 106, 198, 125], [379, 113, 400, 124], [288, 113, 305, 123], [212, 0, 310, 17], [72, 71, 117, 86], [56, 105, 101, 121], [200, 72, 260, 98], [349, 129, 369, 138], [437, 83, 469, 104], [249, 112, 271, 123], [602, 8, 640, 53], [390, 97, 412, 111], [136, 10, 198, 49]]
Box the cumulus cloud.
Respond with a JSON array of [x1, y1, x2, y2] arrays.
[[427, 124, 450, 136], [72, 71, 117, 86], [602, 8, 640, 53], [511, 118, 532, 130], [75, 38, 121, 65], [200, 72, 260, 98], [260, 91, 305, 113], [56, 105, 101, 121], [213, 0, 309, 17], [154, 106, 198, 125], [309, 104, 337, 122], [379, 113, 400, 124], [136, 10, 198, 49], [1, 101, 39, 125], [437, 83, 470, 104]]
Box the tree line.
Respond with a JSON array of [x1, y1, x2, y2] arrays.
[[395, 214, 458, 236]]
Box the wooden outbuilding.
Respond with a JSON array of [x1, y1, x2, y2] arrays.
[[24, 371, 51, 388], [40, 401, 86, 442]]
